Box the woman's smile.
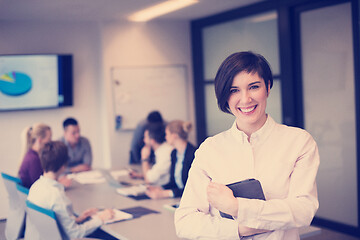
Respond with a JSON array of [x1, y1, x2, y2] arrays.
[[238, 105, 257, 114]]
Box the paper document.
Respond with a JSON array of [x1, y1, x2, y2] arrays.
[[110, 169, 129, 179], [68, 170, 106, 184], [100, 209, 133, 224], [116, 185, 147, 196]]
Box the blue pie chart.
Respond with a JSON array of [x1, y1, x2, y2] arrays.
[[0, 71, 32, 96]]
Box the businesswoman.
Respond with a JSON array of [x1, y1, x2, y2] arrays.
[[175, 51, 320, 240], [18, 123, 52, 188], [146, 120, 196, 199]]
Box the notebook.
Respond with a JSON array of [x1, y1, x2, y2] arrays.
[[220, 178, 265, 219], [120, 206, 160, 218]]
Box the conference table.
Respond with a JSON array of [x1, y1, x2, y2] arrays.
[[66, 168, 181, 240], [65, 168, 321, 240]]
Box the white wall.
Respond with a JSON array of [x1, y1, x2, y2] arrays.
[[0, 19, 194, 218]]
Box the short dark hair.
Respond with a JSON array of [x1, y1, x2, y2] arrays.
[[146, 123, 165, 144], [214, 51, 273, 114], [63, 117, 78, 129], [40, 141, 69, 173], [147, 111, 163, 123]]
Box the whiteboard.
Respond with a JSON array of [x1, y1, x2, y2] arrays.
[[111, 65, 189, 130]]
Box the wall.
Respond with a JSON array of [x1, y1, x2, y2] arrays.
[[0, 19, 194, 218], [101, 20, 195, 169]]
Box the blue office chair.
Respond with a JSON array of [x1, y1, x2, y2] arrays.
[[1, 172, 25, 240], [25, 199, 100, 240], [24, 200, 65, 240]]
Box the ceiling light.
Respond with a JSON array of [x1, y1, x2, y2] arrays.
[[128, 0, 199, 22], [250, 12, 277, 23]]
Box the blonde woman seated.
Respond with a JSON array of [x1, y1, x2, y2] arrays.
[[19, 123, 71, 189], [145, 120, 197, 199], [18, 123, 52, 188]]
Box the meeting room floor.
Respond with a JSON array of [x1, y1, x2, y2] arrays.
[[0, 219, 359, 240]]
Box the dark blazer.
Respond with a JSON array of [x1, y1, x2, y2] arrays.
[[162, 142, 197, 197]]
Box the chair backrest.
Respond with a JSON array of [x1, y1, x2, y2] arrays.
[[25, 200, 63, 240], [1, 172, 21, 209], [15, 183, 29, 239], [16, 183, 29, 207], [1, 172, 25, 240]]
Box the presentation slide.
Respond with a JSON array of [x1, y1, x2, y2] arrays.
[[0, 55, 59, 111]]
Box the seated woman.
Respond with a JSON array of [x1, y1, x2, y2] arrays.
[[27, 141, 115, 240], [145, 120, 197, 199], [129, 123, 173, 186], [18, 123, 52, 188]]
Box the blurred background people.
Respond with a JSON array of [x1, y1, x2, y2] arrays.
[[26, 141, 115, 240], [129, 111, 164, 164], [60, 117, 92, 173], [146, 120, 197, 199], [130, 123, 173, 186], [18, 123, 51, 188]]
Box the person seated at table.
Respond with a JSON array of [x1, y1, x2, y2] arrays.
[[60, 117, 92, 173], [27, 141, 116, 240], [130, 123, 173, 186], [146, 120, 197, 199], [18, 123, 52, 188], [129, 110, 165, 164]]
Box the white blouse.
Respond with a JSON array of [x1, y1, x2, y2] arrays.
[[175, 116, 319, 240], [27, 176, 102, 239], [146, 142, 173, 185]]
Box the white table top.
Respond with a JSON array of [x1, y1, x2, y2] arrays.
[[65, 169, 321, 240], [66, 169, 181, 240]]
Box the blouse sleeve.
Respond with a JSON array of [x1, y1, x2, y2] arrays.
[[53, 191, 102, 238], [235, 134, 320, 230], [174, 146, 240, 240]]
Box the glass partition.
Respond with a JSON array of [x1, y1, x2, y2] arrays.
[[300, 2, 357, 226], [203, 11, 280, 80]]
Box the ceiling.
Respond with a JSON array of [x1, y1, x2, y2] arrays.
[[0, 0, 264, 22]]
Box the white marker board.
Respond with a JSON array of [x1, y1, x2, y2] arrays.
[[111, 65, 188, 130]]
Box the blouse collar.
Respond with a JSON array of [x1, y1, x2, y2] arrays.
[[230, 114, 276, 144]]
